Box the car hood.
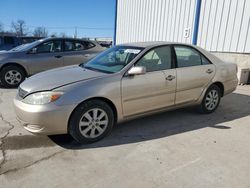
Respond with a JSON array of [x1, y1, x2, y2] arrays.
[[0, 51, 21, 61], [20, 65, 107, 93]]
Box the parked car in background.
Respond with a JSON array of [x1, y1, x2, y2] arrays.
[[0, 35, 42, 51], [0, 37, 105, 87], [97, 41, 112, 48], [14, 42, 238, 144]]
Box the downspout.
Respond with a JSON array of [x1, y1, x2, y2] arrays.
[[113, 0, 118, 46], [192, 0, 202, 45]]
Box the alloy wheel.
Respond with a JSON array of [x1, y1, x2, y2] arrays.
[[79, 108, 109, 138], [4, 70, 22, 85], [205, 89, 219, 111]]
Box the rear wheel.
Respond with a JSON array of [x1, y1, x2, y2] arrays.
[[68, 100, 115, 144], [0, 65, 26, 88], [199, 84, 221, 114]]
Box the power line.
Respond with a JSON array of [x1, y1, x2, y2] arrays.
[[5, 24, 113, 30]]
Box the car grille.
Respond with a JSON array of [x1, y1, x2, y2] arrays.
[[18, 87, 28, 99]]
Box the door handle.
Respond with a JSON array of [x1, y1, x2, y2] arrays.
[[206, 69, 213, 74], [165, 75, 176, 81], [54, 55, 63, 58]]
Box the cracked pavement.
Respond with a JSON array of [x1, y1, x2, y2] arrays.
[[0, 86, 250, 188]]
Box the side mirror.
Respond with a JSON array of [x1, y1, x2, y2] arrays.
[[29, 47, 37, 54], [127, 66, 146, 76]]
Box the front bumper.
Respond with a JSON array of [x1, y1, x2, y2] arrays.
[[14, 97, 77, 135]]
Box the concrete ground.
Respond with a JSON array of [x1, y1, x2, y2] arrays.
[[0, 86, 250, 188]]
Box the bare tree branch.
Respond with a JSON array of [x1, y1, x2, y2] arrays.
[[0, 22, 3, 32], [11, 19, 28, 36], [60, 32, 68, 38], [33, 27, 48, 37]]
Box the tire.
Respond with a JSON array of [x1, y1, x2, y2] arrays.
[[68, 100, 115, 144], [199, 84, 221, 114], [0, 65, 26, 88]]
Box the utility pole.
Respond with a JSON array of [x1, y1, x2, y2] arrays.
[[74, 26, 77, 38]]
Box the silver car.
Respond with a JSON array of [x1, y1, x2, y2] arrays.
[[0, 37, 104, 88], [14, 42, 238, 144]]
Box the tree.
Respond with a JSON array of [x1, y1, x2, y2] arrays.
[[11, 19, 28, 36], [33, 27, 48, 37], [60, 32, 67, 38], [0, 22, 3, 32], [50, 33, 57, 37]]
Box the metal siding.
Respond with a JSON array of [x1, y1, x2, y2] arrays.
[[116, 0, 250, 53], [237, 0, 250, 52], [209, 0, 219, 51], [184, 0, 192, 43], [116, 0, 196, 44], [230, 0, 245, 52], [205, 0, 215, 50], [244, 17, 250, 52], [178, 0, 184, 42], [197, 0, 250, 53]]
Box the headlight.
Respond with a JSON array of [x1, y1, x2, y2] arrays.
[[22, 91, 63, 105]]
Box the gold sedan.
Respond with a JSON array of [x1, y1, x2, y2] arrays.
[[14, 42, 238, 143]]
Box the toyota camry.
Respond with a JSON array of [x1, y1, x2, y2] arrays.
[[14, 42, 238, 143]]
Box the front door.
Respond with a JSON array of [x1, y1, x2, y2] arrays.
[[121, 46, 176, 117], [27, 39, 64, 74]]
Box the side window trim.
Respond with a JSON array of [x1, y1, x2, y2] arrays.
[[63, 40, 92, 51], [75, 40, 86, 51], [34, 39, 62, 54], [63, 39, 75, 52], [173, 44, 212, 68], [134, 45, 173, 73], [83, 41, 96, 50]]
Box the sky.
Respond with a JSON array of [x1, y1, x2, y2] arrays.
[[0, 0, 116, 38]]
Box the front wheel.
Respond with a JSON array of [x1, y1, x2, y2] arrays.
[[199, 85, 221, 114], [0, 65, 25, 88], [68, 100, 115, 144]]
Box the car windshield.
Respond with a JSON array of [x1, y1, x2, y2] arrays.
[[10, 43, 30, 51], [82, 46, 143, 73]]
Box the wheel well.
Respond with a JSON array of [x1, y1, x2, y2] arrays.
[[68, 97, 118, 131], [212, 82, 224, 97], [0, 63, 28, 77]]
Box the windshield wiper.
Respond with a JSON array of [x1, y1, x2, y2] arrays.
[[80, 64, 113, 74]]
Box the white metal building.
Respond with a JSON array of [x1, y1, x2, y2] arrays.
[[114, 0, 250, 54]]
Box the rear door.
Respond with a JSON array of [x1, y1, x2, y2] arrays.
[[121, 46, 176, 117], [173, 45, 215, 104], [62, 40, 97, 66], [26, 39, 64, 74]]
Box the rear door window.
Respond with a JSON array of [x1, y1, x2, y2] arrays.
[[64, 40, 87, 51], [174, 46, 211, 68]]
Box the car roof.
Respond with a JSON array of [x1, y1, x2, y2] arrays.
[[42, 37, 92, 42], [118, 41, 171, 48], [118, 41, 204, 49]]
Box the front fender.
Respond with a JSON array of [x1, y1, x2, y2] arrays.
[[54, 74, 124, 121]]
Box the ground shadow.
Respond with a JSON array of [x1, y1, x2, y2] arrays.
[[0, 82, 17, 89], [49, 92, 250, 150], [2, 135, 55, 150]]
